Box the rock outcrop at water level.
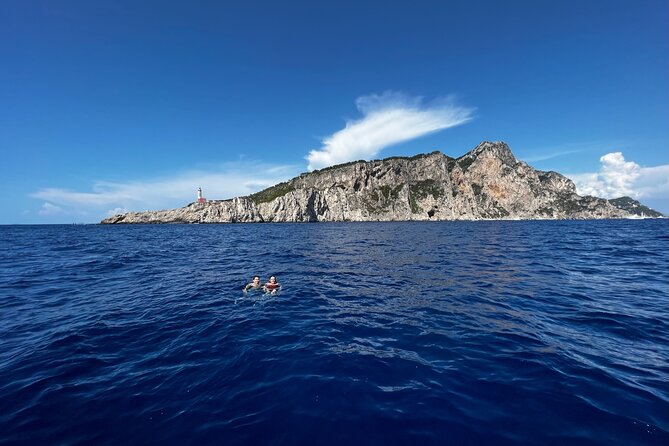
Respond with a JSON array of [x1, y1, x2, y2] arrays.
[[101, 141, 664, 224]]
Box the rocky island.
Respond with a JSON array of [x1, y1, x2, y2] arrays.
[[101, 141, 663, 224]]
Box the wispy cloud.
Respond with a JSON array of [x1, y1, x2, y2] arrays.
[[518, 140, 627, 163], [306, 91, 474, 171], [38, 202, 65, 216], [522, 149, 582, 163], [31, 162, 300, 222], [566, 152, 669, 200]]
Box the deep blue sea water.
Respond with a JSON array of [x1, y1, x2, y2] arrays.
[[1, 220, 667, 445]]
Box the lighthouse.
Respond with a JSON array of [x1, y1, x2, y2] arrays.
[[197, 187, 207, 203]]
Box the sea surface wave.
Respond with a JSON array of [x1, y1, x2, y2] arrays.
[[1, 220, 667, 445]]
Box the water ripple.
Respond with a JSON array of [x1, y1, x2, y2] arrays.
[[0, 220, 667, 445]]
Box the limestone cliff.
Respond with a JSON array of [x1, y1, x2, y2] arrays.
[[101, 141, 663, 224]]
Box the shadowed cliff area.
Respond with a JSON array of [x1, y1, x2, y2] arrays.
[[101, 142, 663, 224]]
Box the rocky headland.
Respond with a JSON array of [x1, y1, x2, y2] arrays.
[[101, 141, 663, 224]]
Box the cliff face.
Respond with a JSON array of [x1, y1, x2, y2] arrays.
[[101, 141, 662, 224], [607, 197, 663, 218]]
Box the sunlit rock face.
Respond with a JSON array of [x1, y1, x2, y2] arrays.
[[101, 141, 662, 224]]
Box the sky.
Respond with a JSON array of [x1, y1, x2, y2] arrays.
[[1, 0, 667, 224]]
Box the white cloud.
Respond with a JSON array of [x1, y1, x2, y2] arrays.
[[519, 140, 624, 163], [306, 91, 474, 170], [31, 162, 300, 221], [38, 202, 64, 216], [633, 165, 669, 199], [567, 152, 669, 200]]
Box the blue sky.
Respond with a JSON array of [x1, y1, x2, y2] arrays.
[[1, 0, 667, 223]]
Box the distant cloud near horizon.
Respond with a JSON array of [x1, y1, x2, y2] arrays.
[[30, 162, 300, 222], [306, 91, 474, 171], [38, 202, 65, 216], [567, 152, 669, 202]]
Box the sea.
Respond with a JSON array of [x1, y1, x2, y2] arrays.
[[0, 220, 667, 445]]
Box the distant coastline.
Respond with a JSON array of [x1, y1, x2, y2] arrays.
[[102, 142, 664, 224]]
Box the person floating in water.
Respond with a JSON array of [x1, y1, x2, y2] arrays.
[[263, 276, 281, 295], [243, 276, 262, 291]]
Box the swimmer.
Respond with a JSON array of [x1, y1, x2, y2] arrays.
[[243, 276, 262, 291], [263, 276, 281, 295]]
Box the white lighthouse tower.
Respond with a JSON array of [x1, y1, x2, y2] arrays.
[[197, 187, 206, 203]]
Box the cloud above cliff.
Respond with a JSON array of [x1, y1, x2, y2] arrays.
[[306, 91, 474, 171], [567, 152, 669, 200], [30, 162, 299, 222]]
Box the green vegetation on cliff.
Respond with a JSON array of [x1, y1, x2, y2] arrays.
[[249, 181, 295, 204], [409, 179, 444, 213], [608, 196, 663, 217]]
